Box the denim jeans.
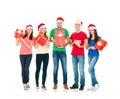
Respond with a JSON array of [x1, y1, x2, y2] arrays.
[[20, 54, 32, 84], [35, 54, 49, 86], [88, 55, 99, 86], [53, 51, 67, 84], [72, 55, 85, 86]]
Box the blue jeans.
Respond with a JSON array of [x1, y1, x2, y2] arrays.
[[88, 55, 99, 86], [20, 54, 32, 84], [72, 55, 85, 86], [53, 51, 67, 84]]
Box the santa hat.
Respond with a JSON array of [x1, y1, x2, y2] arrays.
[[88, 24, 96, 30], [38, 23, 46, 31], [56, 17, 64, 23], [25, 24, 33, 30], [75, 19, 83, 25]]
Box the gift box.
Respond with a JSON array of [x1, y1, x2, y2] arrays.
[[94, 38, 107, 51], [35, 34, 47, 46], [14, 29, 24, 38], [55, 30, 65, 47]]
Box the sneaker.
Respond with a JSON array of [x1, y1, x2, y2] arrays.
[[64, 84, 69, 89], [87, 84, 99, 91], [53, 84, 57, 89], [23, 84, 28, 90], [94, 84, 100, 90], [70, 84, 78, 89], [41, 85, 47, 90], [36, 84, 39, 89], [26, 83, 30, 89], [87, 86, 95, 91], [79, 85, 84, 90]]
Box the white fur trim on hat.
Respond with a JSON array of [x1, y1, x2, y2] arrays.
[[88, 26, 96, 30], [75, 19, 83, 25], [39, 25, 46, 31], [56, 20, 64, 23], [26, 27, 33, 30]]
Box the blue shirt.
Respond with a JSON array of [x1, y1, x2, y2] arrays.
[[88, 37, 101, 56]]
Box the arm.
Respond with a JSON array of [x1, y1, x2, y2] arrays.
[[19, 37, 34, 49], [16, 38, 21, 46], [49, 36, 55, 43], [45, 41, 50, 48]]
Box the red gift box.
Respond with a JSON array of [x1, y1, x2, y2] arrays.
[[35, 35, 47, 46], [94, 38, 107, 51], [55, 30, 65, 47], [14, 29, 24, 38]]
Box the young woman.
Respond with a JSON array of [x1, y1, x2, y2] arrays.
[[34, 23, 49, 90], [87, 24, 101, 90], [16, 25, 34, 90]]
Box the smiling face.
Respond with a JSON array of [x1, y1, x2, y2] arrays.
[[56, 21, 63, 28], [89, 29, 95, 36], [39, 27, 47, 34], [75, 23, 81, 31], [26, 28, 33, 36]]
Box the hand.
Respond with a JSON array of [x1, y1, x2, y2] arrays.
[[90, 46, 96, 50]]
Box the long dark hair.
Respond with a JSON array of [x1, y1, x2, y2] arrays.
[[23, 31, 33, 40], [88, 29, 99, 44]]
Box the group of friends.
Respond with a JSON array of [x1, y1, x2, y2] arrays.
[[15, 17, 102, 91]]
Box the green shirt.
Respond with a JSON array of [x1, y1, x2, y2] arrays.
[[50, 28, 69, 51]]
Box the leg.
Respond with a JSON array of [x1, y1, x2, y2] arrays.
[[72, 55, 79, 86], [35, 54, 42, 86], [24, 54, 32, 83], [60, 51, 67, 85], [42, 54, 49, 86], [88, 55, 99, 86], [78, 56, 85, 87], [53, 51, 59, 84], [20, 55, 26, 84]]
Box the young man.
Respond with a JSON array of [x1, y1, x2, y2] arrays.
[[49, 17, 69, 90], [69, 20, 87, 90]]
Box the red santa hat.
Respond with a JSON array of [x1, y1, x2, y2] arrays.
[[25, 24, 33, 30], [75, 19, 83, 25], [88, 24, 96, 30], [56, 17, 64, 23], [38, 23, 46, 31]]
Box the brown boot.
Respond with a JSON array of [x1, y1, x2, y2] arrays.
[[53, 84, 57, 89], [64, 84, 69, 89]]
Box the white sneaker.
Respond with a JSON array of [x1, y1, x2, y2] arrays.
[[87, 86, 95, 91], [94, 84, 100, 90], [41, 85, 47, 90], [23, 84, 28, 90], [26, 83, 30, 89], [36, 86, 39, 89], [87, 84, 100, 91]]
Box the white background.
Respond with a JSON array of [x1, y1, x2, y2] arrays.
[[0, 0, 119, 98]]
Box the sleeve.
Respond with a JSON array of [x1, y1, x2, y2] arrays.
[[65, 29, 69, 37], [84, 33, 87, 39], [50, 29, 54, 38]]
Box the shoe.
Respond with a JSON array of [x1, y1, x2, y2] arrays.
[[26, 83, 30, 89], [87, 84, 99, 91], [87, 86, 95, 90], [36, 84, 39, 89], [94, 84, 100, 90], [79, 85, 84, 90], [70, 84, 78, 89], [23, 84, 28, 90], [53, 84, 57, 89], [64, 84, 69, 89], [41, 85, 47, 90]]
